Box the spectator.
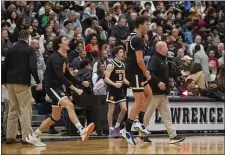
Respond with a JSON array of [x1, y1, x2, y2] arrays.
[[92, 62, 105, 85], [31, 50, 45, 86], [59, 20, 74, 41], [75, 59, 93, 94], [2, 30, 41, 144], [184, 24, 193, 44], [82, 2, 98, 21], [193, 44, 210, 82], [207, 37, 220, 57], [218, 51, 225, 67], [155, 25, 164, 41], [68, 41, 84, 64], [112, 15, 129, 46], [217, 43, 225, 59], [70, 33, 85, 52], [31, 19, 41, 35], [108, 36, 116, 57], [208, 50, 219, 69], [6, 11, 18, 34], [99, 12, 115, 37], [1, 29, 12, 62], [127, 12, 137, 33], [84, 20, 107, 43], [173, 48, 185, 70], [93, 50, 109, 73], [209, 60, 218, 82], [71, 49, 87, 70], [38, 5, 51, 33], [210, 26, 220, 41], [64, 10, 82, 31], [43, 41, 54, 64], [179, 79, 200, 96], [85, 33, 100, 53], [186, 63, 207, 89], [101, 43, 111, 59], [189, 2, 203, 20], [189, 35, 205, 56]]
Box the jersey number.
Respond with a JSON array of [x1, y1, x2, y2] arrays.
[[119, 73, 123, 81]]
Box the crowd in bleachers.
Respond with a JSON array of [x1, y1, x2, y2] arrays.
[[1, 1, 225, 136]]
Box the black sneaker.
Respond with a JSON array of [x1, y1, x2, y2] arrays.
[[170, 135, 185, 144], [137, 137, 152, 143]]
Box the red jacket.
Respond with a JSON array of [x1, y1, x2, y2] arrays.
[[85, 44, 100, 53]]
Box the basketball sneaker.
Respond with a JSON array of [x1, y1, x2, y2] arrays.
[[133, 120, 150, 135], [114, 127, 121, 137], [108, 129, 116, 138], [80, 122, 95, 141], [170, 135, 185, 144], [120, 128, 136, 145], [136, 136, 152, 143], [25, 134, 46, 147]]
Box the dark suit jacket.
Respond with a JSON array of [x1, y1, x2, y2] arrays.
[[2, 40, 40, 85]]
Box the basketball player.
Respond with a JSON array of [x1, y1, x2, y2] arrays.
[[26, 36, 95, 147], [120, 15, 152, 145], [105, 46, 129, 138]]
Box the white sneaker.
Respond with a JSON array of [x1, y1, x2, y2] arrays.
[[26, 134, 46, 147], [133, 120, 150, 135], [80, 123, 95, 141], [120, 128, 136, 145]]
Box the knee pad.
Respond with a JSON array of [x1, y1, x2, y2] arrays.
[[50, 116, 58, 122]]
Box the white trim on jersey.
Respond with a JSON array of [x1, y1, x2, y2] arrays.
[[129, 35, 138, 51], [111, 60, 123, 68]]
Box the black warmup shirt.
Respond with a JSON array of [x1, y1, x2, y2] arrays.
[[126, 31, 144, 74], [44, 51, 79, 90]]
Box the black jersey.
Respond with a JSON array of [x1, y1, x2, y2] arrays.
[[107, 59, 125, 91], [126, 31, 144, 74]]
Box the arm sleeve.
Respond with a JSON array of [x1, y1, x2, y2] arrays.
[[131, 36, 144, 52], [51, 57, 72, 88], [28, 47, 40, 84], [147, 57, 160, 85]]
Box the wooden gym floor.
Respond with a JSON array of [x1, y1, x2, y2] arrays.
[[2, 136, 224, 154]]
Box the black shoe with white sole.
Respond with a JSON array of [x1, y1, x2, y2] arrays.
[[170, 135, 185, 144]]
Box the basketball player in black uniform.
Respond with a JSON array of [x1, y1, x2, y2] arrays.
[[26, 36, 95, 147], [120, 16, 152, 145], [105, 46, 129, 138]]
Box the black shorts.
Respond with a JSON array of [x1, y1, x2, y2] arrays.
[[45, 87, 67, 106], [125, 70, 149, 92], [106, 89, 126, 103]]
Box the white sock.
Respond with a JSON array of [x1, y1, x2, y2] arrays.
[[109, 127, 114, 131], [115, 122, 120, 128], [75, 122, 84, 133], [33, 128, 42, 137]]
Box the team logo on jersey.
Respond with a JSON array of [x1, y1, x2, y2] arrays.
[[63, 62, 66, 73], [110, 96, 114, 101]]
